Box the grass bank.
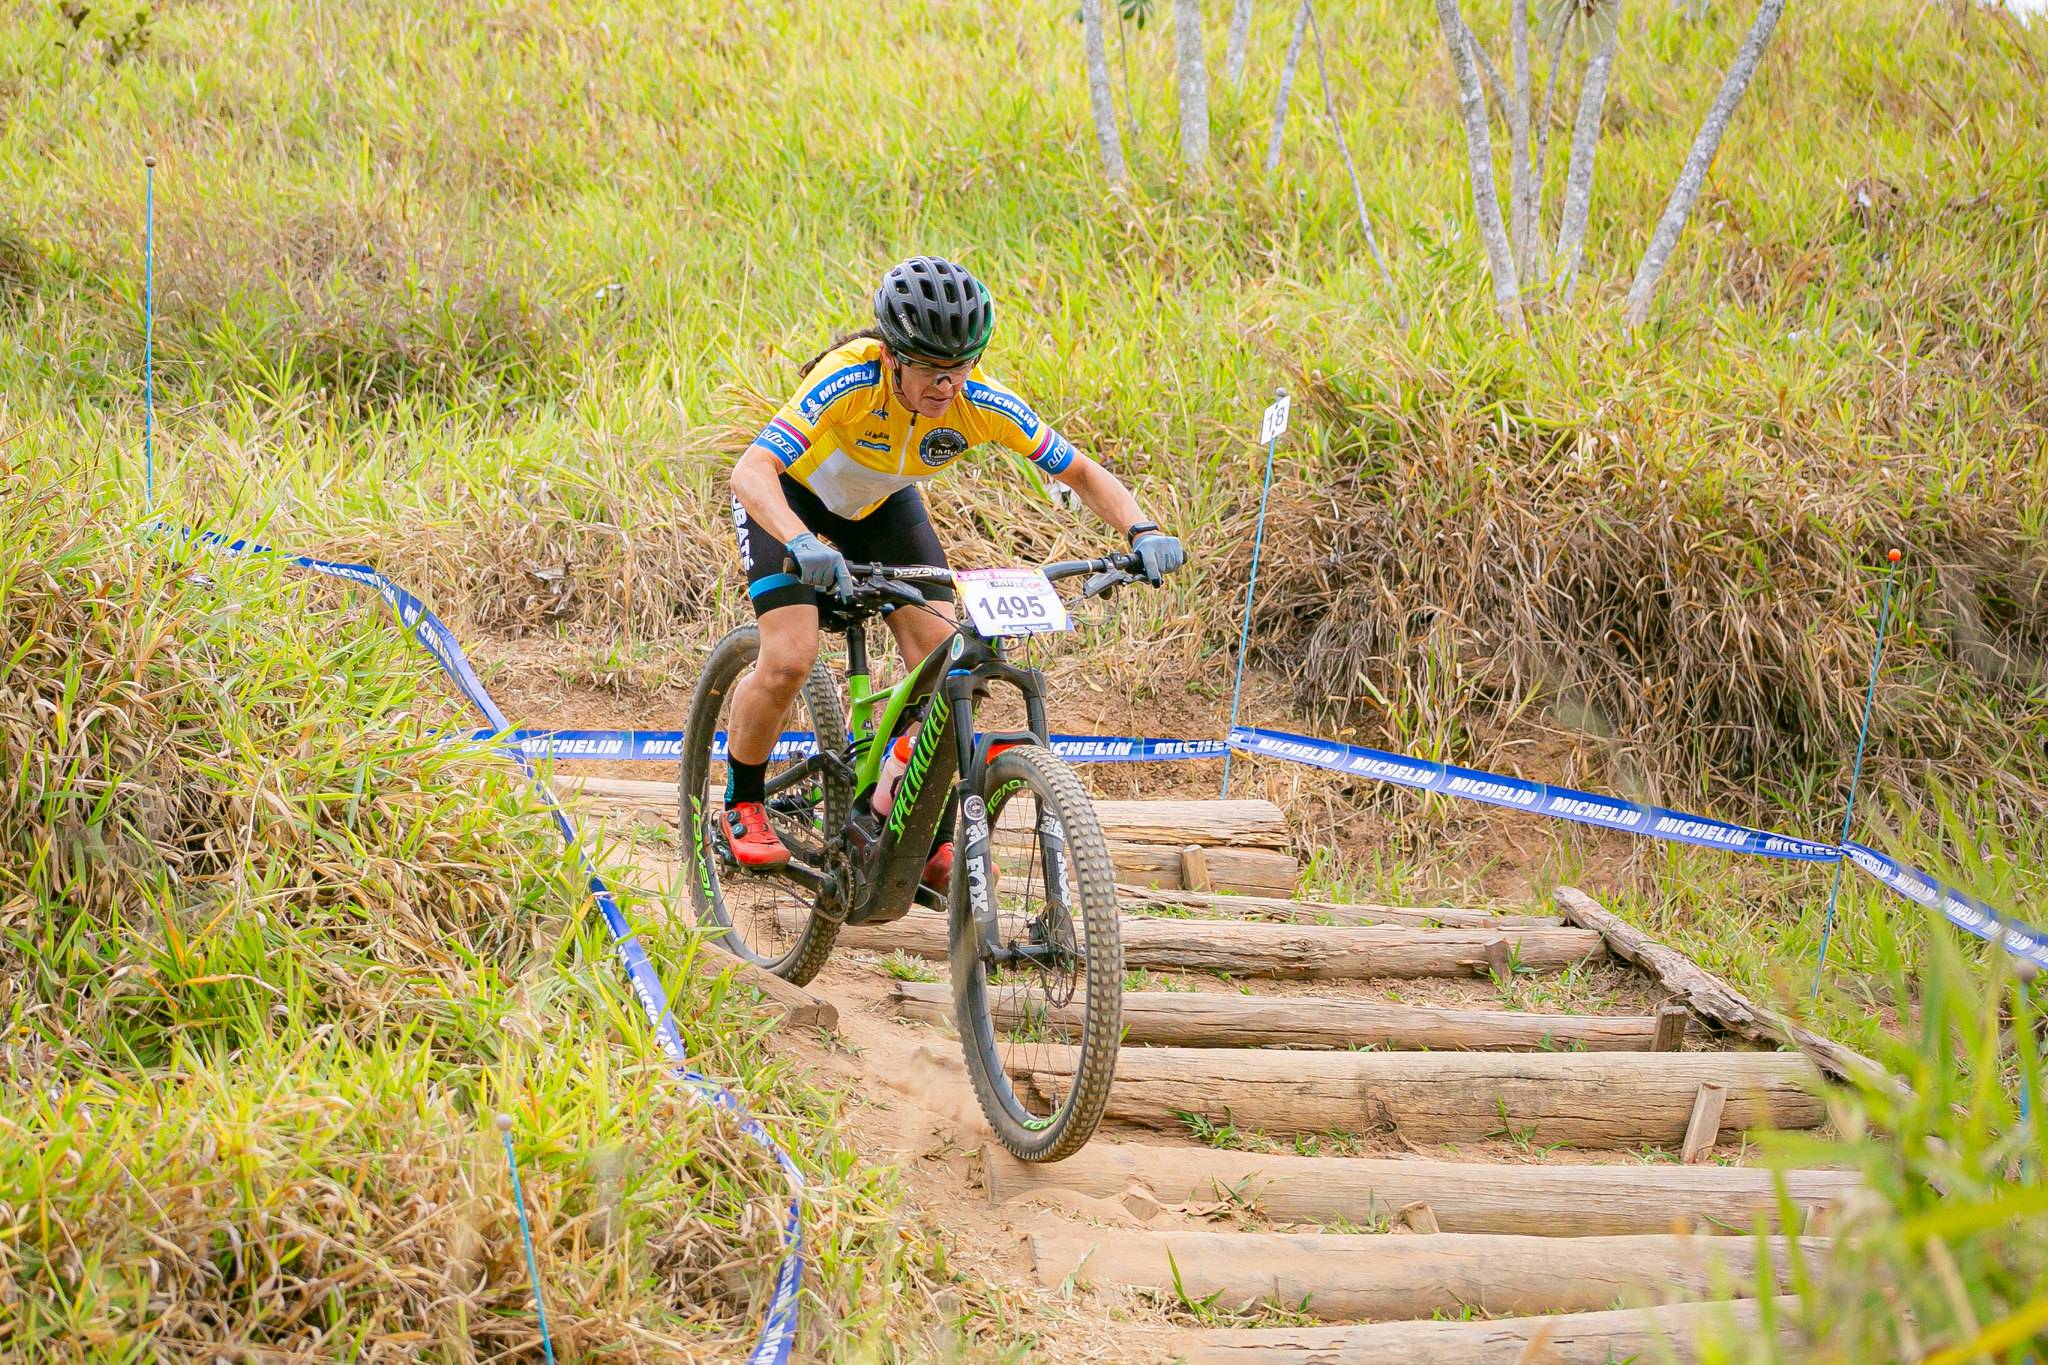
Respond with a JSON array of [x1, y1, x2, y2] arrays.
[[0, 458, 1038, 1360]]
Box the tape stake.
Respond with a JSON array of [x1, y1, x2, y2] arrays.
[[142, 154, 157, 511], [1224, 386, 1287, 799], [1813, 552, 1902, 997], [497, 1114, 557, 1365]]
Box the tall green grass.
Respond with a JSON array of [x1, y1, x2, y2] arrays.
[[0, 459, 1033, 1359], [1718, 928, 2047, 1363]]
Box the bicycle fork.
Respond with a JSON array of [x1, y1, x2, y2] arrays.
[[943, 660, 1078, 971]]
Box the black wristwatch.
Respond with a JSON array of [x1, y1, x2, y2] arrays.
[[1125, 520, 1161, 545]]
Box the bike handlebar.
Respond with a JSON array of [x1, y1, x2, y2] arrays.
[[790, 550, 1151, 616], [835, 551, 1145, 595]]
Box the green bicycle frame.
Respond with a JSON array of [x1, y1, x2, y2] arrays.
[[825, 617, 1049, 929]]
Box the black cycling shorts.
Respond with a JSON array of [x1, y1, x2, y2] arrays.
[[731, 475, 954, 616]]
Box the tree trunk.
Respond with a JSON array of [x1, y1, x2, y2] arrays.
[[1174, 0, 1212, 174], [1506, 0, 1537, 277], [1554, 17, 1619, 302], [1081, 0, 1130, 188], [1621, 0, 1786, 326], [1434, 0, 1523, 326], [1306, 3, 1403, 315], [1263, 0, 1312, 176], [1469, 33, 1510, 115], [1528, 19, 1571, 281], [1227, 0, 1255, 84], [1118, 2, 1141, 138]]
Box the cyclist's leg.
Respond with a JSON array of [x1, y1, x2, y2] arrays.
[[726, 489, 822, 768]]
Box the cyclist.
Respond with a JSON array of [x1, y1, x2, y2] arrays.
[[724, 254, 1184, 885]]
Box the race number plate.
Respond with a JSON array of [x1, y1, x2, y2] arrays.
[[956, 567, 1071, 638]]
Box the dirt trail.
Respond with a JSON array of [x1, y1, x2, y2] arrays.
[[586, 782, 1851, 1364]]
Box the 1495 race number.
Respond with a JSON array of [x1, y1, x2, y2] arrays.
[[956, 567, 1071, 638]]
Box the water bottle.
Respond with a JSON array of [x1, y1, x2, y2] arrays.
[[872, 734, 914, 816]]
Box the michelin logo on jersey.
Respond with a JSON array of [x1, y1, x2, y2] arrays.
[[801, 362, 879, 420]]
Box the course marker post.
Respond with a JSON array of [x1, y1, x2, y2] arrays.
[[1223, 388, 1288, 799], [1811, 548, 1902, 998], [142, 154, 157, 511], [497, 1113, 557, 1364]]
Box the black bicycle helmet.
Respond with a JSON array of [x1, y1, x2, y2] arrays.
[[873, 255, 995, 365]]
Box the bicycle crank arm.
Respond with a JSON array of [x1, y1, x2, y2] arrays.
[[761, 858, 831, 895]]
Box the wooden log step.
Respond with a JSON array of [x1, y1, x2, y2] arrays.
[[798, 909, 1605, 980], [1098, 842, 1297, 896], [1011, 1046, 1826, 1146], [1033, 1228, 1817, 1321], [1555, 886, 1891, 1088], [981, 1143, 1859, 1236], [1173, 1297, 1798, 1363], [569, 778, 1288, 848], [894, 982, 1680, 1052], [1117, 885, 1565, 930], [1028, 799, 1290, 850]]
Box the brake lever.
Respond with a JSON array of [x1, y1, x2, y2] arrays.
[[1081, 568, 1135, 600]]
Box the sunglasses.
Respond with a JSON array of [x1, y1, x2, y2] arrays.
[[896, 354, 979, 383]]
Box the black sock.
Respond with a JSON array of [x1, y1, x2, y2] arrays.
[[932, 792, 958, 853], [727, 758, 767, 805]]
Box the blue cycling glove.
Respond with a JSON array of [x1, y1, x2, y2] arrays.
[[1131, 531, 1185, 586], [785, 531, 853, 599]]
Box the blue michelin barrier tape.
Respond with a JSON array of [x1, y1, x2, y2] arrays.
[[194, 532, 805, 1365], [1842, 840, 2048, 973], [1227, 725, 2048, 973], [463, 728, 1230, 765], [1227, 725, 1840, 861]]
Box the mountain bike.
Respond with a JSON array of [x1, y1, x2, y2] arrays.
[[679, 551, 1150, 1161]]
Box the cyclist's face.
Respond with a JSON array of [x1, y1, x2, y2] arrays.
[[891, 351, 975, 418]]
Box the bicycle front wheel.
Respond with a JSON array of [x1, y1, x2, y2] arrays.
[[951, 743, 1122, 1163]]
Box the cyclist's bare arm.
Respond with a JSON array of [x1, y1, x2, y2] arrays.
[[1051, 451, 1153, 537], [732, 443, 812, 544]]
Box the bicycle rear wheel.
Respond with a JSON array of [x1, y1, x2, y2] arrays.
[[679, 625, 849, 985], [951, 743, 1122, 1163]]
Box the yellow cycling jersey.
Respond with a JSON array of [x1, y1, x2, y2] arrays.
[[751, 336, 1078, 519]]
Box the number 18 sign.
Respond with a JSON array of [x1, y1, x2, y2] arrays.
[[956, 567, 1071, 638], [1259, 391, 1291, 445]]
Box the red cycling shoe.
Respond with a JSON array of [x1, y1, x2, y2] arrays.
[[724, 802, 791, 870], [922, 841, 954, 892]]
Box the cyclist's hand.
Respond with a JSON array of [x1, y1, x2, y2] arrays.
[[786, 532, 853, 599], [1131, 531, 1184, 587]]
